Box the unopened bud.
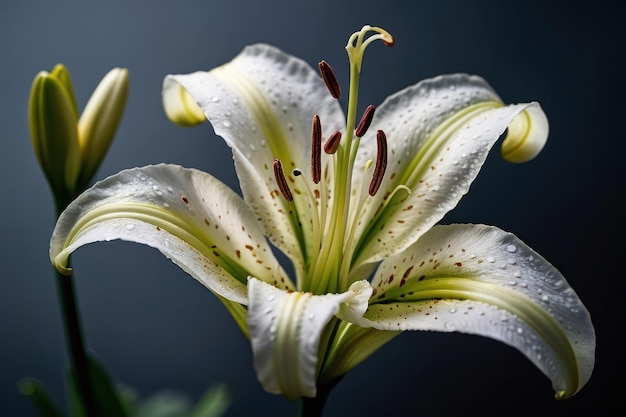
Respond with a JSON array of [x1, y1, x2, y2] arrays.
[[28, 65, 81, 201], [77, 67, 129, 189]]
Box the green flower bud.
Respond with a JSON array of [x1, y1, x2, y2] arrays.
[[28, 65, 81, 203], [28, 65, 129, 206], [77, 67, 129, 190]]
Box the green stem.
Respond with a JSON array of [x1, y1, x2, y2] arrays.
[[54, 268, 100, 417], [55, 199, 100, 417], [296, 378, 341, 417]]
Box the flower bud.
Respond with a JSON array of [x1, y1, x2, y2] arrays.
[[29, 65, 129, 206], [77, 67, 129, 189], [28, 65, 81, 201]]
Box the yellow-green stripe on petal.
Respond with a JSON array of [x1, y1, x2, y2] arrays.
[[359, 224, 594, 399]]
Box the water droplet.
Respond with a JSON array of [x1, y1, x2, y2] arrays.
[[125, 224, 135, 231], [223, 120, 232, 128], [487, 257, 495, 263], [469, 253, 476, 259], [506, 244, 517, 253], [449, 308, 457, 313], [266, 295, 275, 301], [541, 294, 549, 302], [444, 321, 455, 330], [211, 96, 220, 102]]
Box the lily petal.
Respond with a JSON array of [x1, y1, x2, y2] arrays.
[[247, 277, 369, 400], [163, 44, 346, 276], [50, 164, 293, 304], [350, 74, 549, 268], [354, 224, 594, 399]]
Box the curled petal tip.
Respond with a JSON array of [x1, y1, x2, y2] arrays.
[[501, 103, 549, 163], [162, 79, 206, 127]]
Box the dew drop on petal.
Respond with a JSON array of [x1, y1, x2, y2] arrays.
[[506, 244, 517, 253], [125, 224, 135, 231], [211, 96, 220, 102], [223, 120, 232, 128]]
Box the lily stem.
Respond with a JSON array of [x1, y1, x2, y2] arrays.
[[55, 198, 100, 417], [296, 378, 341, 417], [55, 267, 100, 417]]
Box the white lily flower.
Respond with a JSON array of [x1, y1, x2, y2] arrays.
[[50, 25, 594, 405]]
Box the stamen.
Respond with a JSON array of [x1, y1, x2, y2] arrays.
[[311, 115, 322, 184], [324, 130, 342, 154], [273, 159, 293, 201], [318, 60, 341, 99], [355, 105, 375, 138], [369, 130, 387, 196]]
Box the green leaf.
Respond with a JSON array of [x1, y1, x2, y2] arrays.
[[188, 385, 230, 417], [134, 391, 190, 417], [18, 377, 66, 417], [67, 355, 131, 417]]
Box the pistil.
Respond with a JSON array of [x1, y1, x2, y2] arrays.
[[272, 26, 394, 294]]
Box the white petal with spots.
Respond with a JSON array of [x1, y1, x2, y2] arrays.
[[247, 277, 370, 400], [50, 164, 293, 303], [163, 44, 346, 273], [354, 224, 594, 399], [350, 74, 548, 267]]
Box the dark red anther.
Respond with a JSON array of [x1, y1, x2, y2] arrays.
[[324, 130, 342, 154], [318, 60, 341, 99], [355, 104, 376, 138], [311, 115, 322, 184], [273, 159, 293, 201], [369, 130, 387, 196]]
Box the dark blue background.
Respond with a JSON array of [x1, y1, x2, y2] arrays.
[[2, 0, 623, 415]]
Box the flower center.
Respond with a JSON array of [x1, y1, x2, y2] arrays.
[[273, 25, 394, 295]]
